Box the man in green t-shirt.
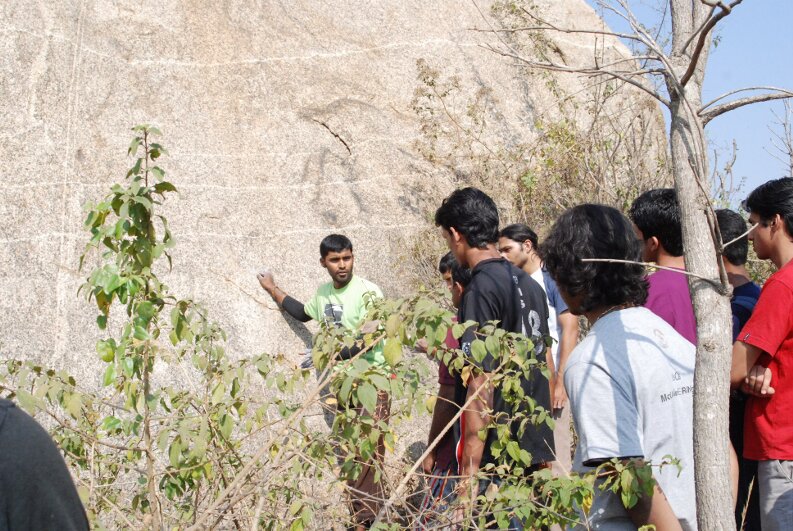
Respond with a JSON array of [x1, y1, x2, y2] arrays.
[[257, 234, 387, 529]]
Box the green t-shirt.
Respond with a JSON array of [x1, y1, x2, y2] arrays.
[[303, 275, 384, 365]]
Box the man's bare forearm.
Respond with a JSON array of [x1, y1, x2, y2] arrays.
[[459, 373, 492, 477], [625, 480, 682, 531]]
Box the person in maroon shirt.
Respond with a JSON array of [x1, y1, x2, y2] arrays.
[[629, 188, 697, 344], [417, 253, 470, 524], [731, 178, 793, 531]]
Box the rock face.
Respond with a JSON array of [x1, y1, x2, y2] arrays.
[[0, 1, 661, 377]]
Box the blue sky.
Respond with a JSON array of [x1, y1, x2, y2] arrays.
[[589, 1, 793, 201]]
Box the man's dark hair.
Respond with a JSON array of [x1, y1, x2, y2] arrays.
[[541, 204, 648, 313], [744, 177, 793, 236], [438, 251, 455, 274], [450, 259, 472, 288], [716, 209, 749, 266], [319, 234, 353, 257], [499, 223, 539, 249], [434, 187, 499, 249], [628, 188, 684, 257]]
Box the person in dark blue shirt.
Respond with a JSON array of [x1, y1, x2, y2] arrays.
[[718, 208, 761, 531]]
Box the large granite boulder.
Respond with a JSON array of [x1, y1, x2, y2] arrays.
[[0, 0, 662, 379]]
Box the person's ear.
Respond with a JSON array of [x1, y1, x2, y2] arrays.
[[449, 227, 463, 244], [523, 240, 533, 255], [319, 256, 327, 269]]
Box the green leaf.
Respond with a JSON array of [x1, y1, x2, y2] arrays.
[[153, 181, 177, 194], [169, 439, 182, 467], [369, 373, 390, 391], [220, 413, 233, 439], [383, 338, 402, 366], [485, 335, 500, 358], [128, 136, 141, 156], [471, 339, 487, 363], [385, 315, 401, 338], [137, 301, 155, 322], [102, 363, 117, 386], [133, 325, 150, 341], [96, 314, 107, 330], [356, 382, 378, 413], [339, 376, 353, 404], [506, 441, 521, 463], [66, 393, 82, 419]]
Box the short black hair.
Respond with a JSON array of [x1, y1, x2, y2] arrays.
[[450, 259, 472, 288], [629, 188, 684, 257], [541, 204, 648, 312], [499, 223, 539, 249], [434, 187, 499, 249], [716, 209, 749, 266], [438, 252, 455, 274], [744, 177, 793, 236], [319, 234, 353, 257]]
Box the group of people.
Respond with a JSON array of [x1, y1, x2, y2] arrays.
[[259, 178, 793, 530]]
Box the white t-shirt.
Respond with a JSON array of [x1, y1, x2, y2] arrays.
[[564, 307, 696, 530], [530, 268, 563, 367]]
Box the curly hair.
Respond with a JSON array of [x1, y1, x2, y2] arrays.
[[540, 204, 648, 313], [629, 188, 683, 257], [434, 187, 499, 248]]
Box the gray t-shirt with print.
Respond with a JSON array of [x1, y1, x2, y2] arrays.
[[564, 307, 696, 530]]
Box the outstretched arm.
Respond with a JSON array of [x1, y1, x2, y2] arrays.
[[257, 271, 311, 322]]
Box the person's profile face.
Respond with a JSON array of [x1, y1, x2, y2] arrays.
[[320, 248, 354, 287], [632, 223, 655, 262], [451, 281, 464, 309], [441, 270, 453, 290], [747, 212, 773, 260], [498, 237, 529, 269], [441, 227, 467, 267]]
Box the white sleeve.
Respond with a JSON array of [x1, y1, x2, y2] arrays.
[[565, 361, 644, 465]]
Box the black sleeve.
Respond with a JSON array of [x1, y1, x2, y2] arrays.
[[282, 295, 312, 322], [0, 400, 90, 530], [337, 339, 364, 360], [458, 284, 501, 373]]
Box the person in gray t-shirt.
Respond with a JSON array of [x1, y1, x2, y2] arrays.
[[541, 204, 697, 530]]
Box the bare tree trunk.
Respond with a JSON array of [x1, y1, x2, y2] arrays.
[[669, 1, 735, 528]]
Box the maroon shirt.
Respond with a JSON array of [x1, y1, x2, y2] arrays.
[[645, 269, 697, 344]]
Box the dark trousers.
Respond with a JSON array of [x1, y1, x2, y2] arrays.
[[730, 394, 761, 531]]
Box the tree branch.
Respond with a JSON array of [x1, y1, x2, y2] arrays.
[[680, 0, 743, 86], [482, 43, 670, 107], [581, 258, 728, 292], [701, 91, 793, 125]]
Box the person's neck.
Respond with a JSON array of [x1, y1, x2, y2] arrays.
[[521, 255, 542, 276], [655, 251, 685, 269], [771, 241, 793, 270], [333, 276, 353, 290], [723, 261, 751, 289], [585, 302, 632, 327], [465, 244, 501, 270]]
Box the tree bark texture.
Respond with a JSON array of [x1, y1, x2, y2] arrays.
[[669, 1, 735, 529]]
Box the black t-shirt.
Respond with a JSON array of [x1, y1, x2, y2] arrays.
[[0, 400, 90, 530], [456, 258, 555, 467]]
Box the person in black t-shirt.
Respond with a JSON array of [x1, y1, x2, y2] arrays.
[[434, 188, 555, 516], [0, 400, 90, 530]]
